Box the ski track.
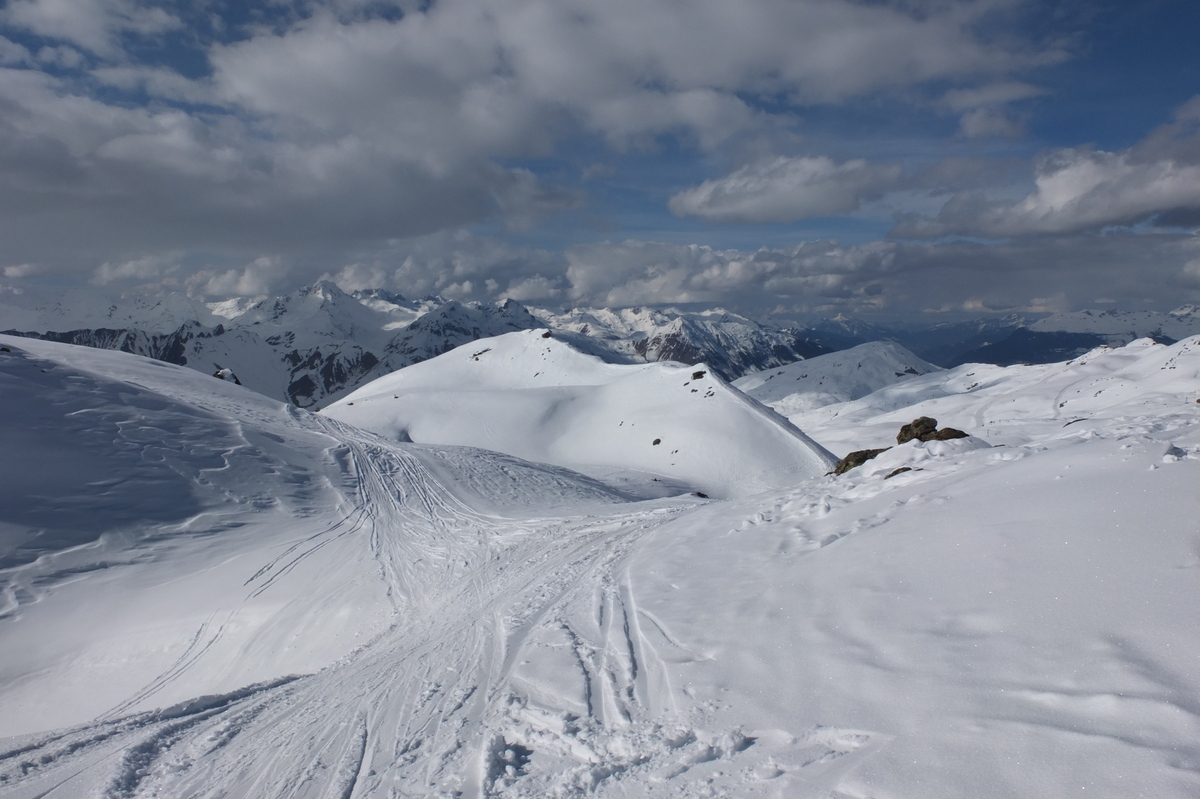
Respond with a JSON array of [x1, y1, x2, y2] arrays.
[[2, 409, 864, 799]]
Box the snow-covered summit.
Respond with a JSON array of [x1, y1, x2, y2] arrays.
[[533, 304, 830, 379], [734, 340, 941, 415], [1029, 306, 1200, 340], [325, 330, 837, 497]]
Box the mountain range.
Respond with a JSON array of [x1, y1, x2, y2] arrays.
[[3, 282, 1199, 408]]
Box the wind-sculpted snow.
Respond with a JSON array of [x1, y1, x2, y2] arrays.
[[1, 335, 1198, 798], [324, 330, 838, 498], [734, 340, 940, 415]]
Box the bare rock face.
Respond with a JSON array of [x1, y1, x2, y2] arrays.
[[832, 447, 891, 475], [897, 416, 938, 444], [897, 416, 969, 444]]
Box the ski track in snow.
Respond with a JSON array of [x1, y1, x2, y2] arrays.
[[1, 404, 831, 798], [3, 335, 1199, 798]]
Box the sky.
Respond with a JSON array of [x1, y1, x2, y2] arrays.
[[1, 0, 1199, 318]]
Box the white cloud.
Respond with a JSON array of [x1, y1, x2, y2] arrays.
[[92, 253, 178, 284], [328, 263, 388, 293], [958, 107, 1025, 139], [0, 35, 31, 65], [499, 275, 563, 302], [0, 0, 1075, 293], [669, 156, 902, 223], [943, 81, 1047, 111], [903, 148, 1200, 237], [2, 262, 40, 278], [899, 95, 1200, 237], [188, 257, 290, 298], [4, 0, 179, 57], [942, 81, 1046, 140]]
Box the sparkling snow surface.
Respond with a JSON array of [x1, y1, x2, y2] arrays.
[[1, 333, 1198, 799]]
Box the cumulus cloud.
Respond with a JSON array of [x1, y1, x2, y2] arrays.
[[499, 275, 564, 302], [327, 263, 389, 293], [92, 254, 176, 285], [898, 95, 1200, 237], [187, 256, 291, 299], [4, 0, 179, 57], [941, 81, 1047, 140], [0, 0, 1064, 281], [669, 156, 902, 223], [0, 36, 31, 65], [171, 223, 1200, 316], [2, 262, 40, 278]]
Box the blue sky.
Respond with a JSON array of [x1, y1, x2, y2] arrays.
[[1, 0, 1198, 317]]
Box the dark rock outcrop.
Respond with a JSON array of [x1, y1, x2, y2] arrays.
[[897, 417, 968, 444], [832, 447, 891, 475]]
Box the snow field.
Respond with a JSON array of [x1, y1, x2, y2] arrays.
[[0, 334, 1198, 798], [733, 340, 940, 415], [325, 330, 837, 498]]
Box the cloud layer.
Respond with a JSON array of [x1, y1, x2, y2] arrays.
[[898, 97, 1200, 238], [0, 0, 1057, 275], [669, 156, 902, 223], [0, 1, 1195, 316]]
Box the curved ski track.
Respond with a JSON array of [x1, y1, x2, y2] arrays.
[[1, 414, 766, 799]]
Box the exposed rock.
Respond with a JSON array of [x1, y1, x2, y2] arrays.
[[832, 447, 891, 475], [885, 467, 913, 479], [897, 416, 938, 444], [897, 417, 969, 444]]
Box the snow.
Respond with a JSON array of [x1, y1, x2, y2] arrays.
[[1, 333, 1199, 799], [733, 340, 940, 415], [323, 330, 837, 498], [1029, 305, 1200, 340]]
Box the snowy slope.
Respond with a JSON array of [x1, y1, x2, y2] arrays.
[[785, 337, 1200, 456], [0, 334, 625, 737], [323, 330, 837, 498], [1029, 305, 1200, 340], [2, 336, 1198, 799], [733, 340, 940, 415], [534, 305, 831, 380]]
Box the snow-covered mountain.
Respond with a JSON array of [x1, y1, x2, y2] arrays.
[[1, 282, 547, 409], [1029, 305, 1200, 339], [3, 284, 845, 409], [950, 306, 1200, 366], [324, 330, 836, 498], [733, 340, 941, 416], [2, 333, 1198, 798], [535, 306, 832, 380]]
